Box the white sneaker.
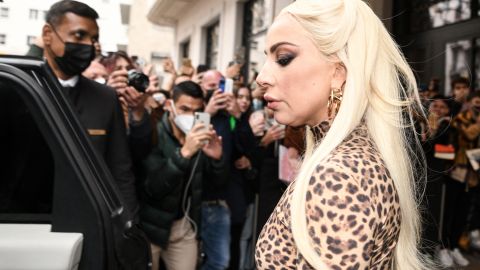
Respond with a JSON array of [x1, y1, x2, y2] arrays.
[[470, 230, 480, 249], [450, 248, 469, 267], [436, 248, 454, 267]]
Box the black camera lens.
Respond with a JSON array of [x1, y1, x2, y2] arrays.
[[127, 70, 150, 93]]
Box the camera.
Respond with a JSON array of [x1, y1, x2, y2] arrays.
[[127, 70, 150, 93]]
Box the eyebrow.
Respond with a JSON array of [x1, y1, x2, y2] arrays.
[[264, 41, 299, 55], [69, 28, 87, 35], [69, 28, 99, 41], [179, 105, 193, 111]]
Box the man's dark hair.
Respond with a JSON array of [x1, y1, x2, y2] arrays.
[[46, 0, 99, 26], [233, 84, 250, 97], [159, 89, 170, 99], [430, 94, 452, 111], [196, 64, 209, 74], [172, 81, 204, 102], [451, 76, 470, 89], [100, 51, 133, 73]]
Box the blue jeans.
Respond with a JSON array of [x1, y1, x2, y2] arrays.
[[201, 202, 231, 270]]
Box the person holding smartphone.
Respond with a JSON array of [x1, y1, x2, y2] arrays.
[[140, 81, 226, 270], [200, 70, 253, 270]]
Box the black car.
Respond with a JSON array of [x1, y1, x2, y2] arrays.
[[0, 55, 150, 269]]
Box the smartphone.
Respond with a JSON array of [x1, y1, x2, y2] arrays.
[[194, 112, 211, 132], [219, 78, 234, 94]]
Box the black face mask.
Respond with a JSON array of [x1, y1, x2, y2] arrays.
[[50, 26, 95, 76], [206, 89, 215, 102], [54, 42, 95, 76]]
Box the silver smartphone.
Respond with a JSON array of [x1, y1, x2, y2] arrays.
[[194, 112, 211, 132]]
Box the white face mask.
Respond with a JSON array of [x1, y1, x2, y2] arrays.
[[170, 100, 194, 134], [94, 77, 106, 84]]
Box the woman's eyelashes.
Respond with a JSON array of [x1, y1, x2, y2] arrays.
[[276, 54, 295, 67]]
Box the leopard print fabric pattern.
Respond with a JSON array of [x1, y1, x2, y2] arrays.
[[255, 121, 401, 269]]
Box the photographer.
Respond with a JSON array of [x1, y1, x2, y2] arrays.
[[101, 51, 150, 124], [100, 51, 154, 188], [139, 81, 226, 270]]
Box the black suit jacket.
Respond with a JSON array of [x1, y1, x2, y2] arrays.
[[67, 76, 138, 215]]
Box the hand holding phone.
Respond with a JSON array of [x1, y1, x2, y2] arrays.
[[205, 90, 228, 116], [194, 112, 211, 132], [181, 113, 212, 159], [219, 77, 234, 94]]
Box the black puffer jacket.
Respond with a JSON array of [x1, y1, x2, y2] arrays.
[[139, 113, 227, 248]]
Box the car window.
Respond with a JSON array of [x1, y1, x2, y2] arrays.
[[0, 79, 55, 215]]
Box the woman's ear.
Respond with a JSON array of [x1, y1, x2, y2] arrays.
[[332, 63, 347, 89]]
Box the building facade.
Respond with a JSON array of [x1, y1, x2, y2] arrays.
[[146, 0, 392, 82], [0, 0, 132, 55], [127, 0, 174, 71], [147, 0, 480, 95], [393, 0, 480, 95]]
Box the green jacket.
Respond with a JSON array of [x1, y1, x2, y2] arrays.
[[139, 113, 226, 248]]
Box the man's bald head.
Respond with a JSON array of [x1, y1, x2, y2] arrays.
[[200, 70, 223, 93]]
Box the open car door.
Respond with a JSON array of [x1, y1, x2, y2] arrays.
[[0, 56, 151, 270]]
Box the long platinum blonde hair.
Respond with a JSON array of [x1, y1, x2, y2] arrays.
[[283, 0, 429, 269]]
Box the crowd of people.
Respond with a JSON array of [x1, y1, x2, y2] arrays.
[[23, 1, 301, 269], [18, 0, 480, 269], [418, 76, 480, 267], [80, 45, 298, 270]]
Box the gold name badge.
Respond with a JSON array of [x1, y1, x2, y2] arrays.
[[88, 129, 106, 136]]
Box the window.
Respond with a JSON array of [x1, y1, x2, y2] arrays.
[[206, 22, 220, 69], [0, 7, 9, 18], [0, 34, 6, 45], [27, 35, 36, 46], [180, 39, 190, 59], [120, 4, 131, 25], [117, 44, 127, 52], [0, 80, 55, 215], [252, 0, 269, 34], [410, 0, 472, 32], [393, 1, 480, 96], [445, 39, 472, 95], [29, 9, 38, 20]]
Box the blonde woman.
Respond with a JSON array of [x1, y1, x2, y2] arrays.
[[255, 0, 430, 269]]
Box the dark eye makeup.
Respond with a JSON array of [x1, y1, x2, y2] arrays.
[[276, 54, 295, 67]]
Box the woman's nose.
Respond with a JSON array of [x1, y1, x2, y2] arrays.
[[256, 62, 274, 89]]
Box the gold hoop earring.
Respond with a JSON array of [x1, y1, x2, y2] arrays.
[[327, 87, 343, 118]]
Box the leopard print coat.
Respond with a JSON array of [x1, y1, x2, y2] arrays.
[[255, 121, 401, 269]]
